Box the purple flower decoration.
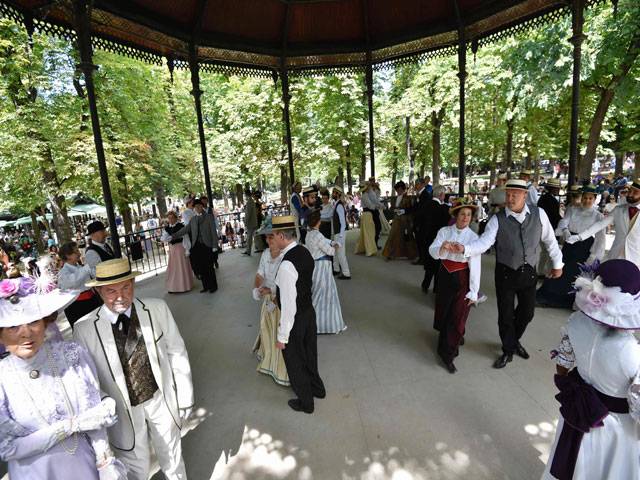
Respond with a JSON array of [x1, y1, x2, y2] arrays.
[[0, 279, 19, 298], [578, 259, 600, 279], [17, 276, 36, 296]]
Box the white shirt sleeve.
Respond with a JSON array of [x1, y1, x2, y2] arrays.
[[589, 212, 606, 260], [539, 209, 564, 269], [577, 214, 614, 241], [556, 208, 572, 236], [57, 264, 91, 291], [466, 252, 481, 302], [527, 185, 539, 206], [275, 260, 298, 344], [463, 215, 499, 257], [428, 227, 447, 260], [337, 204, 346, 236], [84, 250, 102, 278]]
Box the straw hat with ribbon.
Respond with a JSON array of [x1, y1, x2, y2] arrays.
[[545, 178, 562, 190], [85, 258, 141, 288], [449, 197, 478, 216], [505, 179, 529, 191], [257, 215, 298, 236]]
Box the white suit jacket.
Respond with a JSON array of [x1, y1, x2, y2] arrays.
[[579, 203, 640, 265], [73, 297, 194, 452]]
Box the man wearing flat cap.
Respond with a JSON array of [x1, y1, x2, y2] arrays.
[[443, 179, 563, 369], [85, 220, 116, 277], [74, 258, 193, 480]]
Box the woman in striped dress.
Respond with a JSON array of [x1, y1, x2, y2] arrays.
[[306, 210, 347, 334]]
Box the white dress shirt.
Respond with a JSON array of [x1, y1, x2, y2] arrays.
[[556, 207, 606, 261], [527, 184, 539, 207], [333, 203, 347, 237], [463, 205, 564, 269], [429, 225, 481, 301], [275, 242, 299, 344], [57, 262, 92, 292], [102, 305, 132, 325], [181, 208, 195, 225]]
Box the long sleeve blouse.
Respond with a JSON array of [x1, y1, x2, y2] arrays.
[[305, 229, 336, 259], [429, 225, 481, 302], [556, 207, 606, 260], [57, 262, 91, 292]]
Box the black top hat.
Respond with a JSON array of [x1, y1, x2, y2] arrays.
[[87, 221, 107, 235]]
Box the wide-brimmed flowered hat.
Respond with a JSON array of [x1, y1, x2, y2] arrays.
[[0, 260, 78, 328], [573, 259, 640, 330]]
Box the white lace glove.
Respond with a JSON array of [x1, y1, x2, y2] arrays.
[[395, 209, 405, 216], [179, 407, 192, 423], [74, 398, 118, 433], [98, 457, 128, 480], [561, 229, 571, 241], [565, 234, 581, 245]]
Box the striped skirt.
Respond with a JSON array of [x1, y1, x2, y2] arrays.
[[253, 299, 290, 386], [312, 259, 346, 334]]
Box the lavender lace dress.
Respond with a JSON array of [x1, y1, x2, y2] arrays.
[[0, 339, 112, 479]]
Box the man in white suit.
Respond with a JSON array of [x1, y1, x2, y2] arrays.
[[74, 258, 193, 480], [567, 179, 640, 267]]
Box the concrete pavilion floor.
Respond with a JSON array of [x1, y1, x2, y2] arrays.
[[135, 229, 569, 480], [0, 229, 570, 480]]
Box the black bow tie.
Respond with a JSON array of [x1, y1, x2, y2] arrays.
[[116, 313, 130, 336]]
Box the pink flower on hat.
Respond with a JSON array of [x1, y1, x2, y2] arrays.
[[0, 279, 19, 299], [585, 290, 608, 309]]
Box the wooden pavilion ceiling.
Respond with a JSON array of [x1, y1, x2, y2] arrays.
[[0, 0, 594, 76]]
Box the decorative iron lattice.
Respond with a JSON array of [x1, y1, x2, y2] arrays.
[[200, 62, 272, 78], [93, 37, 163, 65], [33, 17, 76, 42], [289, 64, 365, 78], [0, 2, 22, 24]]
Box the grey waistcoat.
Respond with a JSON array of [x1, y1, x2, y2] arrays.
[[495, 206, 542, 270]]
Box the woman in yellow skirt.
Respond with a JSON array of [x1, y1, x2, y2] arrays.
[[252, 220, 290, 386], [355, 182, 379, 256]]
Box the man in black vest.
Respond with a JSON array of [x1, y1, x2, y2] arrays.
[[85, 220, 116, 278], [444, 179, 563, 368], [268, 215, 325, 414]]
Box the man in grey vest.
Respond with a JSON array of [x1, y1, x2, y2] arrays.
[[443, 179, 563, 368]]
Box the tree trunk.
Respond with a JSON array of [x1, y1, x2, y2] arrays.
[[223, 190, 229, 209], [345, 143, 352, 193], [614, 152, 624, 176], [391, 146, 399, 188], [280, 165, 288, 205], [359, 132, 366, 182], [431, 110, 443, 186], [30, 212, 45, 254], [116, 164, 133, 234], [154, 184, 168, 218], [406, 116, 415, 183], [235, 183, 244, 206], [505, 118, 514, 172], [230, 186, 237, 208]]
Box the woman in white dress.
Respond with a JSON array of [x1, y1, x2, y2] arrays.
[[305, 210, 346, 334], [252, 220, 289, 386], [429, 199, 481, 374], [537, 186, 605, 309], [542, 259, 640, 480]]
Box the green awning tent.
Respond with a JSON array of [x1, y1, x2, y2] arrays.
[[69, 204, 107, 216], [13, 214, 53, 226]]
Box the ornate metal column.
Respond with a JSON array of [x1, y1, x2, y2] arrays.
[[281, 68, 295, 184], [568, 0, 585, 187], [365, 56, 376, 178], [73, 0, 121, 256], [454, 0, 467, 197], [188, 44, 213, 201]]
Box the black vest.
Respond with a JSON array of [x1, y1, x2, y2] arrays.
[[332, 200, 349, 234], [276, 244, 315, 316], [87, 243, 115, 261]]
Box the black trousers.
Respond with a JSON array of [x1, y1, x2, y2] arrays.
[[64, 294, 103, 328], [414, 228, 427, 264], [423, 256, 440, 292], [495, 263, 537, 355], [282, 308, 325, 410], [364, 208, 381, 245], [191, 242, 218, 291]]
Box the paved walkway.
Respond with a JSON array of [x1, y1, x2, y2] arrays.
[[133, 230, 568, 480]]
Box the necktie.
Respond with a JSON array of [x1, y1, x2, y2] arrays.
[[104, 243, 114, 256], [116, 313, 130, 336], [630, 206, 638, 221]]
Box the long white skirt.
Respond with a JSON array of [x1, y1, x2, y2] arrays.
[[541, 412, 640, 479], [312, 259, 346, 334]]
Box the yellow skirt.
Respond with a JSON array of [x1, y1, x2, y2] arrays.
[[253, 299, 290, 386], [355, 211, 378, 256]]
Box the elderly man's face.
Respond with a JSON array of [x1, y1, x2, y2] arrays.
[[98, 279, 135, 314], [91, 229, 108, 243], [505, 189, 527, 212]]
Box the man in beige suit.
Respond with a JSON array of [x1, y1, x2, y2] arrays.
[[74, 258, 193, 480]]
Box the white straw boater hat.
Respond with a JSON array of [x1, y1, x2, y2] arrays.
[[573, 259, 640, 330], [505, 179, 528, 191], [85, 258, 141, 288], [0, 259, 78, 328]]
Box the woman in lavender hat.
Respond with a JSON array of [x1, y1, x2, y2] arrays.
[[542, 259, 640, 479], [0, 268, 126, 479]]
